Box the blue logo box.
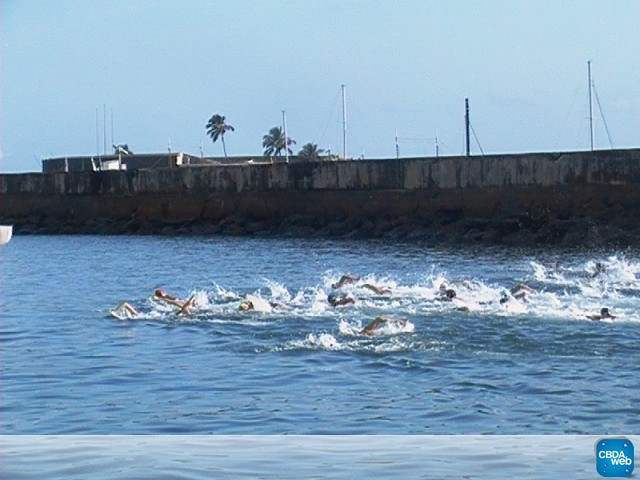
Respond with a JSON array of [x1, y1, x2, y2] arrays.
[[596, 438, 634, 477]]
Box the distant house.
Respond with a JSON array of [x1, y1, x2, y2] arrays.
[[41, 152, 339, 173], [41, 152, 212, 173]]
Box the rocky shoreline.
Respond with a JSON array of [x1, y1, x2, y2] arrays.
[[12, 210, 639, 248]]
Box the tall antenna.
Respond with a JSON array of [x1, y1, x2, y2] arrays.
[[588, 60, 594, 151], [103, 104, 107, 156], [341, 84, 347, 159], [465, 98, 471, 157], [435, 131, 440, 158], [282, 110, 289, 163]]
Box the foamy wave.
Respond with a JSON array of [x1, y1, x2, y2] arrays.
[[287, 333, 343, 350], [109, 260, 640, 327]]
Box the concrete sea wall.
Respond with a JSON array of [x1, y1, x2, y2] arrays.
[[2, 148, 640, 246]]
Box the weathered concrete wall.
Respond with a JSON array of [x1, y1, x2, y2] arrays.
[[8, 148, 640, 195], [2, 148, 640, 245]]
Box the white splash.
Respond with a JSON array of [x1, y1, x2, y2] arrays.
[[304, 333, 342, 350]]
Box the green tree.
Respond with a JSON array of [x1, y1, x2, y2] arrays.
[[206, 114, 234, 158], [262, 126, 296, 157], [298, 143, 324, 162]]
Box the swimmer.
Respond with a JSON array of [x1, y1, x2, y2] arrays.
[[587, 307, 616, 321], [238, 295, 281, 312], [435, 286, 472, 311], [361, 316, 407, 336], [154, 289, 196, 315], [332, 274, 360, 289], [592, 262, 607, 278], [436, 288, 457, 302], [437, 282, 459, 300], [239, 300, 254, 311], [328, 291, 356, 307], [508, 283, 536, 301], [154, 289, 182, 307], [499, 284, 535, 304]]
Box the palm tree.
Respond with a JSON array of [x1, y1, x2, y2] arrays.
[[262, 126, 296, 157], [298, 143, 324, 162], [206, 114, 234, 158]]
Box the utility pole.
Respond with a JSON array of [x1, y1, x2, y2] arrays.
[[465, 98, 471, 157]]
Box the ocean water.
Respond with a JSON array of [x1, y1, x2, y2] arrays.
[[1, 235, 638, 477]]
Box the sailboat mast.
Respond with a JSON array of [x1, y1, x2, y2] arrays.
[[341, 84, 347, 159], [465, 98, 470, 157], [588, 60, 594, 151]]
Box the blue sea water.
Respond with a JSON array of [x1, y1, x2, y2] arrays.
[[1, 235, 639, 477]]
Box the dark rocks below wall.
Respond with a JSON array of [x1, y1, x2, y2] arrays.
[[9, 211, 639, 248]]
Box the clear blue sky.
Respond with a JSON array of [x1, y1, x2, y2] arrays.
[[1, 0, 639, 172]]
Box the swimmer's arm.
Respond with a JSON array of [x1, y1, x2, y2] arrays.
[[170, 298, 184, 308], [361, 317, 387, 335], [178, 295, 196, 315], [115, 302, 139, 317], [154, 295, 182, 308], [333, 275, 359, 288], [362, 284, 390, 295], [124, 303, 139, 316]]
